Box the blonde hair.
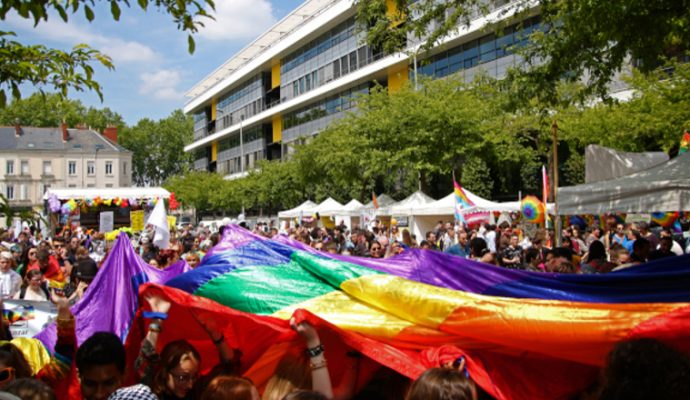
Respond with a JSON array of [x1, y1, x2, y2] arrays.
[[262, 350, 311, 400]]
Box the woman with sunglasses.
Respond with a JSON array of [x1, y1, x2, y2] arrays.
[[368, 241, 385, 259], [136, 293, 238, 400], [16, 247, 37, 279]]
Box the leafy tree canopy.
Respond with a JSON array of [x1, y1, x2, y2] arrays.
[[0, 0, 214, 106], [355, 0, 690, 103]]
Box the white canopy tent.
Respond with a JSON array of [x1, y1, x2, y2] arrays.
[[388, 191, 436, 215], [585, 144, 669, 183], [335, 199, 364, 228], [313, 197, 345, 217], [277, 200, 317, 219], [361, 193, 396, 216], [559, 151, 690, 214]]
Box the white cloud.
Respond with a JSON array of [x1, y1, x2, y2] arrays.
[[5, 13, 157, 64], [139, 69, 183, 100], [197, 0, 277, 41]]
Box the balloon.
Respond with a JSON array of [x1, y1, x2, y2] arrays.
[[520, 195, 545, 224]]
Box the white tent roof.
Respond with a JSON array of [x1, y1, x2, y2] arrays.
[[411, 189, 518, 215], [361, 193, 397, 215], [338, 199, 364, 216], [278, 200, 317, 218], [585, 144, 669, 183], [313, 197, 345, 216], [44, 187, 170, 200], [559, 151, 690, 214], [389, 191, 435, 215]]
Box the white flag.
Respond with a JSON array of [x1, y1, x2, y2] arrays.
[[146, 199, 170, 249]]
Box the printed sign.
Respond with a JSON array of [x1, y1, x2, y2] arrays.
[[130, 210, 145, 231], [3, 300, 57, 338]]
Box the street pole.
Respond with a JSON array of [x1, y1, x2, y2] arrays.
[[552, 120, 560, 247], [239, 115, 244, 173]]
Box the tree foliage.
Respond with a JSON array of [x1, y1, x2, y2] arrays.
[[355, 0, 690, 103], [0, 92, 124, 131], [0, 0, 214, 106], [119, 110, 193, 186]]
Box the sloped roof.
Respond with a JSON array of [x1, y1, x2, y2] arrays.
[[0, 126, 129, 153]]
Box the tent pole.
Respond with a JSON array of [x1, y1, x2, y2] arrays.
[[552, 120, 561, 247]]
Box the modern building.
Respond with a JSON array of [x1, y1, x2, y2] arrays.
[[0, 123, 132, 211], [183, 0, 546, 178]]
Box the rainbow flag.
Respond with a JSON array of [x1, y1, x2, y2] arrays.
[[158, 227, 690, 400], [680, 130, 690, 155], [453, 179, 474, 222]]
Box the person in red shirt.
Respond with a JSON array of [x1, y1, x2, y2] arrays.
[[29, 248, 65, 283]]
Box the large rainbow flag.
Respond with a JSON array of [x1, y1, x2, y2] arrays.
[[151, 226, 690, 399]]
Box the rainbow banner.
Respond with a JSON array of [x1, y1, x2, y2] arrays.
[[680, 130, 690, 155], [453, 179, 474, 223], [158, 227, 690, 399]]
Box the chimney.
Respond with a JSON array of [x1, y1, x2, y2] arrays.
[[14, 119, 21, 137], [102, 126, 118, 143], [61, 122, 69, 142]]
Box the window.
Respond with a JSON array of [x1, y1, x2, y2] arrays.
[[6, 160, 14, 175], [5, 185, 14, 200], [87, 184, 95, 188], [20, 160, 29, 175], [43, 184, 50, 194], [68, 161, 77, 175], [42, 161, 52, 175], [105, 184, 113, 188], [19, 184, 27, 200], [68, 184, 76, 188], [123, 162, 127, 175], [87, 161, 95, 176], [105, 161, 113, 175]]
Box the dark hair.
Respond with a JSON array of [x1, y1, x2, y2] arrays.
[[585, 241, 607, 263], [469, 238, 488, 258], [3, 378, 56, 400], [22, 270, 43, 289], [633, 237, 650, 252], [151, 340, 201, 396], [0, 343, 33, 379], [35, 248, 50, 263], [76, 332, 126, 374], [599, 338, 690, 400], [282, 390, 328, 400], [525, 248, 540, 264], [198, 376, 255, 400], [405, 368, 475, 400]]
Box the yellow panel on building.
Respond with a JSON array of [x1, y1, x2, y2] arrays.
[[271, 62, 281, 89], [388, 63, 409, 94], [386, 0, 405, 27], [211, 141, 218, 162], [272, 116, 282, 143], [211, 97, 217, 121]]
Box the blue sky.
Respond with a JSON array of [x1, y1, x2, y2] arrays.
[[6, 0, 305, 125]]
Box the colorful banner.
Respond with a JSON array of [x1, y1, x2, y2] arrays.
[[4, 300, 57, 338]]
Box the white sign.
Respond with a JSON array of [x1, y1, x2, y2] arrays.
[[4, 300, 57, 338], [99, 211, 114, 233]]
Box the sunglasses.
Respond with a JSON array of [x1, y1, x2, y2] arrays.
[[370, 247, 382, 251], [0, 367, 15, 383], [29, 252, 37, 256]]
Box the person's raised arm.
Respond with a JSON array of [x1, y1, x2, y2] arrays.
[[192, 311, 237, 365], [291, 318, 333, 399], [135, 293, 171, 382]]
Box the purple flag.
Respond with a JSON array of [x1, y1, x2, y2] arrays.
[[35, 232, 188, 349]]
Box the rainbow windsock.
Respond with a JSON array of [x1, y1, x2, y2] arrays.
[[520, 195, 545, 224], [651, 211, 680, 228], [680, 130, 690, 155], [159, 226, 690, 400]]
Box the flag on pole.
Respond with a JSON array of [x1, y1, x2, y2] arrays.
[[147, 199, 170, 249], [453, 179, 474, 223], [542, 165, 549, 204], [680, 130, 690, 155], [372, 192, 379, 209]]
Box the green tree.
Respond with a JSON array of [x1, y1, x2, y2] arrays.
[[120, 110, 193, 186], [0, 0, 214, 106], [355, 0, 690, 103], [0, 92, 124, 131], [165, 171, 225, 213]]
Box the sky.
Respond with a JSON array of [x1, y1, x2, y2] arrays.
[[5, 0, 305, 125]]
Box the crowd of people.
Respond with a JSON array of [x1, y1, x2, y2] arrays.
[[0, 214, 688, 399]]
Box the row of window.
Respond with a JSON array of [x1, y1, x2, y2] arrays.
[[216, 150, 265, 175], [4, 160, 127, 176], [281, 18, 356, 75], [218, 126, 264, 153], [286, 46, 373, 101], [417, 16, 542, 79], [283, 84, 369, 130], [217, 75, 263, 111]]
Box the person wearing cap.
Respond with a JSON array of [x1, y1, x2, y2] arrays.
[[67, 258, 98, 305], [0, 252, 21, 299]]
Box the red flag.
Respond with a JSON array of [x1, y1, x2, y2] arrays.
[[372, 192, 379, 209]]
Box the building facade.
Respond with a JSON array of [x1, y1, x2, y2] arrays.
[[184, 0, 542, 178], [0, 124, 132, 210]]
